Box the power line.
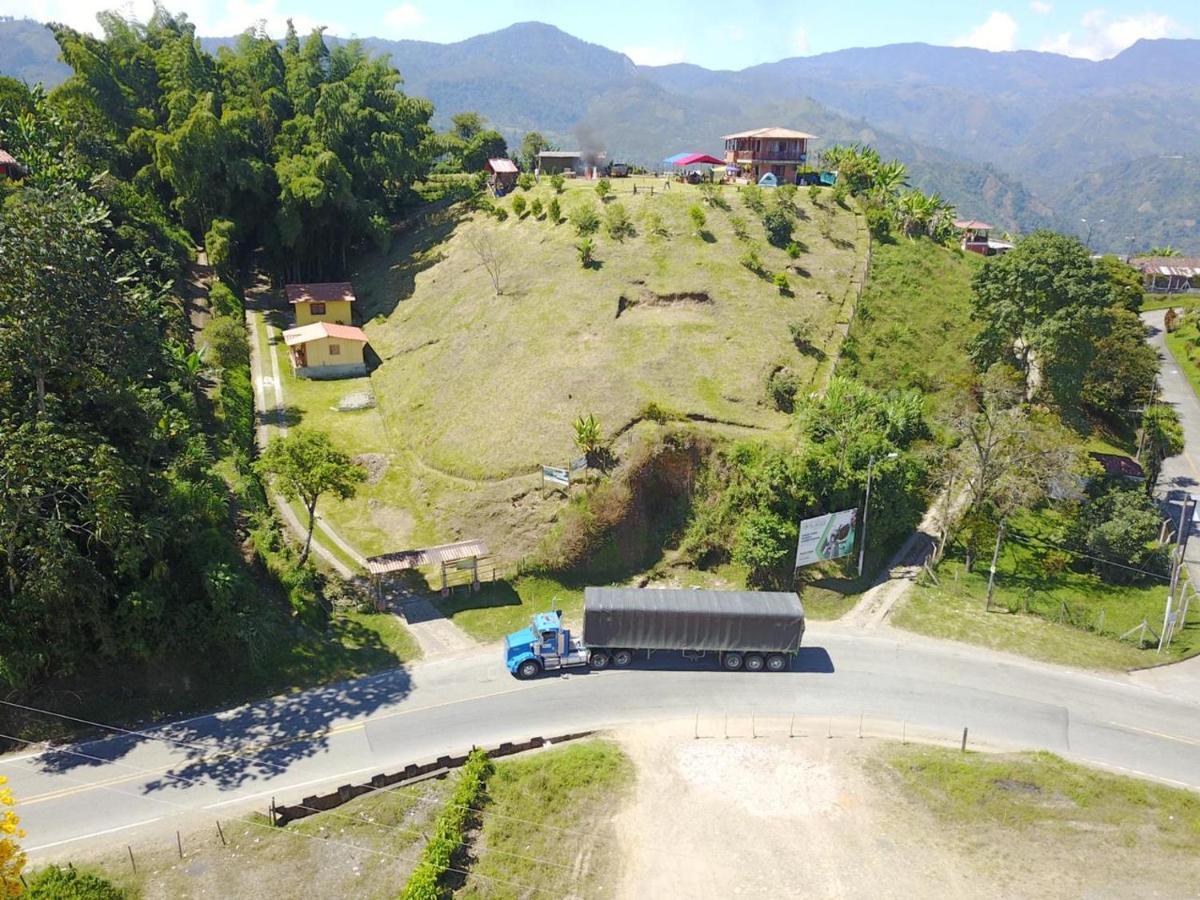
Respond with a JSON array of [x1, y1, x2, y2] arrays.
[[1002, 528, 1176, 582]]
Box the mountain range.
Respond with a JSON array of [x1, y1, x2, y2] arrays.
[[2, 17, 1197, 252]]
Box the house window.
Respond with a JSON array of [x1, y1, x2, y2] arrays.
[[328, 343, 341, 356], [310, 302, 326, 315]]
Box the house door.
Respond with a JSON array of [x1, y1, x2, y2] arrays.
[[296, 345, 307, 367]]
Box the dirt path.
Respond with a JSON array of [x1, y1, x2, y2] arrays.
[[613, 722, 997, 900]]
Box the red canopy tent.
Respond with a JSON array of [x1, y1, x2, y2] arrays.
[[671, 153, 725, 166]]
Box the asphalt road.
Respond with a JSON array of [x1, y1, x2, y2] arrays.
[[4, 623, 1199, 858]]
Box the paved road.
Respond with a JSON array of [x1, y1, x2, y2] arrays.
[[4, 623, 1199, 858]]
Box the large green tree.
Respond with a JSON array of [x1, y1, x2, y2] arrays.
[[969, 231, 1120, 408]]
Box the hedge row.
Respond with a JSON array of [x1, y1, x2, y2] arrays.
[[400, 749, 494, 900]]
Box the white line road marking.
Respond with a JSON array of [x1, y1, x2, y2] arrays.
[[203, 764, 385, 809], [25, 816, 165, 853], [1105, 720, 1200, 748]]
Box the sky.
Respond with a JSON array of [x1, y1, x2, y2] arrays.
[[6, 0, 1195, 67]]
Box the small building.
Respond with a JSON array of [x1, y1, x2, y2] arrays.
[[485, 157, 519, 191], [722, 127, 818, 185], [0, 148, 22, 179], [954, 220, 1014, 256], [537, 151, 583, 175], [285, 282, 356, 326], [1131, 257, 1200, 294], [282, 322, 369, 379]]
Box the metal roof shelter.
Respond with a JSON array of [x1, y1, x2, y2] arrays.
[[486, 158, 518, 174], [366, 539, 490, 601], [671, 153, 724, 166]]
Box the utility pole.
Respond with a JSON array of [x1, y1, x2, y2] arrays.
[[985, 519, 1006, 611], [1159, 493, 1192, 653], [858, 451, 899, 578]]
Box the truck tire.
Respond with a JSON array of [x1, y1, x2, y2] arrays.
[[589, 650, 611, 669], [516, 659, 542, 680], [613, 649, 633, 667], [744, 653, 765, 672], [766, 653, 788, 672], [722, 652, 743, 671]]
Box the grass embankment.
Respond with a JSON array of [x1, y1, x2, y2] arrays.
[[70, 774, 452, 898], [434, 574, 585, 643], [270, 178, 861, 572], [883, 745, 1200, 877], [1142, 293, 1200, 312], [894, 509, 1198, 669], [1165, 313, 1200, 400], [459, 741, 634, 898]]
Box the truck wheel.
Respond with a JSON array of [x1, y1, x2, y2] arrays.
[[613, 649, 633, 667], [589, 650, 611, 669], [516, 659, 542, 680], [722, 652, 743, 671], [744, 653, 765, 672], [766, 653, 788, 672]]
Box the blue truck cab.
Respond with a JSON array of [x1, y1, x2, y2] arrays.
[[505, 610, 590, 679]]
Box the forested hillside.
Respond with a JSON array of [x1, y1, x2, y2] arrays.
[[0, 10, 434, 706]]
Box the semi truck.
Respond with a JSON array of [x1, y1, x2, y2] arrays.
[[504, 587, 805, 679]]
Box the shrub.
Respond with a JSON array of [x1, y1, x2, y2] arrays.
[[203, 316, 250, 371], [604, 202, 635, 240], [773, 271, 791, 294], [786, 241, 802, 259], [208, 280, 242, 317], [204, 217, 238, 280], [740, 247, 765, 276], [866, 205, 892, 240], [400, 750, 494, 900], [492, 206, 508, 222], [807, 184, 822, 205], [831, 182, 849, 206], [644, 209, 669, 238], [517, 171, 534, 190], [570, 203, 600, 236], [550, 173, 565, 193], [762, 207, 793, 247], [217, 365, 255, 456], [730, 216, 751, 242], [776, 184, 798, 213], [699, 181, 730, 210], [547, 197, 561, 224], [788, 314, 816, 351], [766, 366, 802, 412], [688, 204, 707, 233], [577, 237, 596, 267], [742, 184, 765, 214], [1164, 308, 1178, 332], [530, 197, 544, 218], [733, 508, 797, 587], [595, 178, 612, 200], [511, 194, 527, 217], [1074, 484, 1171, 584], [26, 864, 127, 898]]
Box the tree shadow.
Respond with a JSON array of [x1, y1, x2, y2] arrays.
[[827, 236, 855, 250], [789, 265, 812, 278], [358, 206, 464, 321], [28, 622, 411, 794], [582, 259, 605, 271], [433, 580, 524, 620], [257, 404, 302, 428], [698, 230, 717, 244]]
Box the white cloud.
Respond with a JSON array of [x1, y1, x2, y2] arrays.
[[793, 27, 810, 54], [1029, 0, 1052, 14], [1039, 10, 1180, 59], [383, 3, 425, 33], [622, 44, 686, 66], [953, 11, 1019, 52]]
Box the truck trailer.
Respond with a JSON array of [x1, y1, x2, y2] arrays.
[[504, 587, 805, 678]]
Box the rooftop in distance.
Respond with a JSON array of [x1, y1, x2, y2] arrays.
[[722, 126, 819, 140], [285, 282, 357, 304]]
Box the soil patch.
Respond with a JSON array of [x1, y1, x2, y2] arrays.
[[354, 453, 389, 484], [616, 289, 713, 318]]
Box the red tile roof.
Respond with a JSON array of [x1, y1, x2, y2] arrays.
[[282, 322, 369, 346], [0, 149, 17, 166], [285, 282, 356, 304], [954, 220, 993, 230], [487, 158, 519, 173], [1089, 452, 1145, 479]]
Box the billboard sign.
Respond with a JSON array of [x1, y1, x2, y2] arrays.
[[795, 508, 858, 568], [542, 465, 570, 488]]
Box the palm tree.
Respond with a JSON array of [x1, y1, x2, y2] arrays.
[[1147, 246, 1181, 257]]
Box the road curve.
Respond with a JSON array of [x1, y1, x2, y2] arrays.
[[4, 623, 1200, 857]]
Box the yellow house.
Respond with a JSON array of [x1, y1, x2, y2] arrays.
[[281, 322, 369, 379], [285, 281, 356, 326]]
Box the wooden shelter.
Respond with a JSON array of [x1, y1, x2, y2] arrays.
[[366, 539, 490, 602]]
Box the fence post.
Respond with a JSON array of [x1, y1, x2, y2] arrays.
[[961, 727, 968, 752], [176, 830, 183, 859], [127, 846, 136, 874], [217, 820, 227, 847]]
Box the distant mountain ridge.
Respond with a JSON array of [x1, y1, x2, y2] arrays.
[[3, 17, 1197, 251]]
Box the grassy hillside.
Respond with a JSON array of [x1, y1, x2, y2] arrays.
[[275, 178, 864, 560], [839, 236, 982, 417]]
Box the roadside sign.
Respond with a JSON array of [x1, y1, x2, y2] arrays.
[[570, 455, 589, 472], [542, 465, 569, 488], [795, 508, 858, 568]]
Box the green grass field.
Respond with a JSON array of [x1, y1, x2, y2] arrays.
[[1165, 315, 1200, 401], [893, 507, 1199, 669], [459, 740, 634, 898], [1141, 293, 1200, 312]]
